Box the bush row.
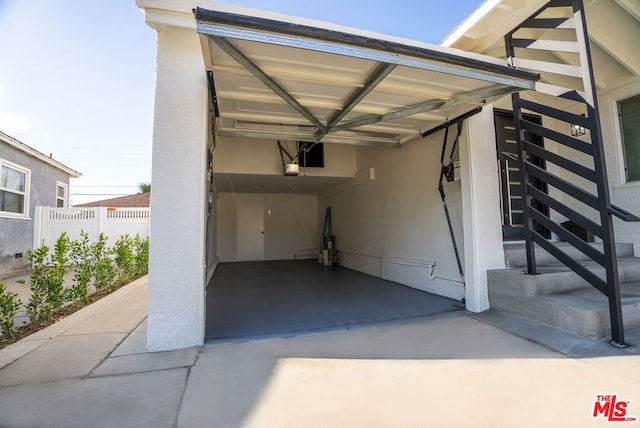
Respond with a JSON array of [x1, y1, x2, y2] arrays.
[[0, 232, 149, 341]]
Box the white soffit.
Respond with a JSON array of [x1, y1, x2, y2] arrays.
[[195, 6, 539, 147], [443, 0, 640, 91]]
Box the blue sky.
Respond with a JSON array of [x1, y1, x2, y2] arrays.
[[0, 0, 482, 205]]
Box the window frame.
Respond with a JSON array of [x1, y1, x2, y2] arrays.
[[0, 159, 31, 219], [56, 181, 68, 208], [618, 93, 640, 183]]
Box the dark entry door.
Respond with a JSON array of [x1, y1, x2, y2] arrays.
[[494, 110, 550, 241]]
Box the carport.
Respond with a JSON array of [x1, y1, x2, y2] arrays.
[[143, 2, 539, 351], [193, 6, 539, 342], [195, 7, 536, 146]]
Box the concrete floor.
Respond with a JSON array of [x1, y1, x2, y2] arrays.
[[206, 260, 462, 341]]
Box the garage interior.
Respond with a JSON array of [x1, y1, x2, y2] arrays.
[[196, 6, 540, 341]]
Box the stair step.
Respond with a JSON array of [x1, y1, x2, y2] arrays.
[[489, 256, 640, 297], [504, 242, 635, 268], [489, 281, 640, 338]]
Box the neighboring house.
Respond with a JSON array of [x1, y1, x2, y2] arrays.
[[75, 192, 150, 208], [0, 131, 81, 276], [135, 0, 640, 352]]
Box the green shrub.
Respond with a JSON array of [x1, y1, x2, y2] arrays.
[[93, 233, 118, 292], [0, 280, 22, 340], [114, 234, 136, 286], [133, 235, 150, 277], [19, 244, 50, 328], [68, 230, 93, 304], [8, 231, 149, 338], [45, 233, 71, 317]]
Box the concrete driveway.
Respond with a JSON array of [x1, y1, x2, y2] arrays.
[[1, 277, 640, 427]]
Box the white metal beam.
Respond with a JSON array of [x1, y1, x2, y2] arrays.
[[198, 23, 537, 90], [331, 84, 517, 134], [211, 37, 327, 131]]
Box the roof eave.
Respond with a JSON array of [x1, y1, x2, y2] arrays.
[[0, 131, 82, 178]]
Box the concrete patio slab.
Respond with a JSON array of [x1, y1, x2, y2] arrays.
[[0, 333, 126, 386], [179, 314, 564, 427], [21, 276, 148, 342], [0, 338, 48, 370], [0, 276, 149, 371], [470, 309, 640, 359], [110, 319, 148, 357], [238, 356, 640, 428], [91, 346, 199, 377], [62, 286, 147, 336], [0, 368, 188, 428]]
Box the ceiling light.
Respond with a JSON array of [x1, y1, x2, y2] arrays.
[[284, 163, 299, 176]]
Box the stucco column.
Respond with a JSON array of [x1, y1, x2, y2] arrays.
[[147, 26, 207, 351], [459, 105, 505, 312]]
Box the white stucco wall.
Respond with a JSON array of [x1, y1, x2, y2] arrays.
[[600, 79, 640, 251], [319, 129, 467, 302], [460, 106, 505, 311], [147, 25, 208, 352], [214, 137, 356, 178], [316, 106, 507, 309], [217, 192, 319, 261], [216, 192, 237, 262]]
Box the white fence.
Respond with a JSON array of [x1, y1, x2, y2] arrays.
[[33, 206, 150, 248]]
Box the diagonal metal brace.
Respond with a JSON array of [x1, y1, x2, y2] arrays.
[[316, 62, 397, 141], [212, 37, 326, 132]]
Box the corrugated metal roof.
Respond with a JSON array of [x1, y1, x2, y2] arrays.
[[195, 6, 539, 148]]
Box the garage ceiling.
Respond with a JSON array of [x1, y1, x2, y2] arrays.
[[195, 6, 539, 148]]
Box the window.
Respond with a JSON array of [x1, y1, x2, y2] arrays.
[[56, 182, 68, 208], [620, 94, 640, 182], [0, 160, 30, 217]]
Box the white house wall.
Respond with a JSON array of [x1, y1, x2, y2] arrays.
[[600, 78, 640, 252], [217, 192, 319, 261], [147, 26, 208, 352], [460, 106, 505, 311], [216, 192, 237, 262], [214, 137, 356, 178], [319, 131, 467, 302], [264, 193, 318, 260], [495, 85, 640, 249]]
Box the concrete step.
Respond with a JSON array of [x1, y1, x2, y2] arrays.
[[503, 242, 635, 268], [488, 256, 640, 297], [488, 281, 640, 338]]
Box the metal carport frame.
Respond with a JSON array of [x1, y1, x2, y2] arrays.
[[194, 7, 540, 148]]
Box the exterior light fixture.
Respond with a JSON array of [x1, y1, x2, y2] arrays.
[[571, 123, 586, 137]]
